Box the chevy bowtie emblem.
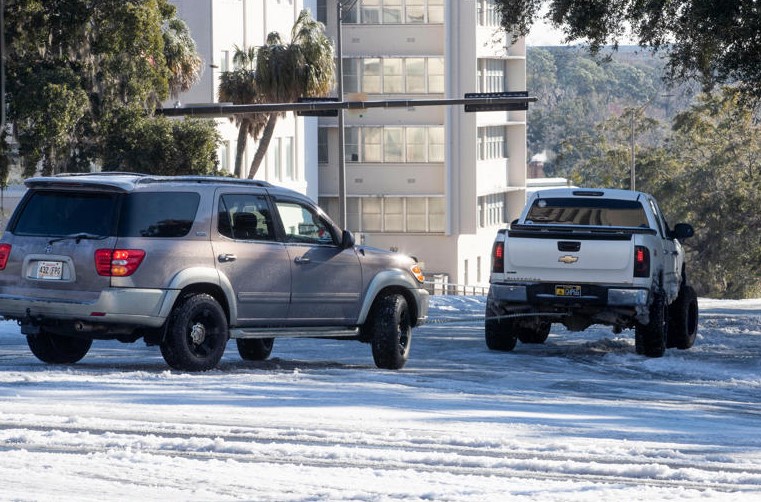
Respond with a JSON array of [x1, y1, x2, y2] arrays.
[[558, 255, 578, 264]]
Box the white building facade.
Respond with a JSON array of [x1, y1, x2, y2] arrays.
[[169, 0, 318, 200], [170, 0, 527, 288], [316, 0, 527, 287]]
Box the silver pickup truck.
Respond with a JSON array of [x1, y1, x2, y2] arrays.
[[486, 188, 698, 357]]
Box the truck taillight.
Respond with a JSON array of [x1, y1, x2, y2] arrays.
[[95, 249, 146, 277], [492, 241, 504, 273], [634, 246, 650, 278], [0, 244, 11, 270]]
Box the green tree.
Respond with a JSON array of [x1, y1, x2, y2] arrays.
[[496, 0, 761, 105], [3, 0, 203, 175], [102, 108, 220, 176], [656, 90, 761, 298]]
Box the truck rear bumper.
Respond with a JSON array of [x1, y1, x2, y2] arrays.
[[490, 283, 649, 307]]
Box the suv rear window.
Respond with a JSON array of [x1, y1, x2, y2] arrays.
[[12, 191, 117, 237], [526, 198, 649, 227], [118, 192, 200, 238]]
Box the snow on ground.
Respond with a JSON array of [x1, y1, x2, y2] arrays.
[[0, 296, 759, 501]]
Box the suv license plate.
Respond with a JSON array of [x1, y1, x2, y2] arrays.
[[555, 285, 581, 297], [36, 261, 63, 280]]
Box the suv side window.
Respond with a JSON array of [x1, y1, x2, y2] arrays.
[[218, 194, 275, 241], [119, 192, 200, 238], [274, 200, 337, 245]]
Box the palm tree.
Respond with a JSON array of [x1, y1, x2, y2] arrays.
[[247, 9, 335, 179], [218, 45, 267, 177], [163, 18, 204, 106]]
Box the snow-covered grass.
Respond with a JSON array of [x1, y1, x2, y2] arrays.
[[0, 296, 759, 501]]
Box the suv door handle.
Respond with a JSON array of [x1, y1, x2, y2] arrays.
[[218, 253, 237, 263], [294, 256, 310, 265]]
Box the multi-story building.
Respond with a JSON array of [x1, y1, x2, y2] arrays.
[[169, 0, 318, 199], [315, 0, 527, 288], [170, 0, 527, 289]]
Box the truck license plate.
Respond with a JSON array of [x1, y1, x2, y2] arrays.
[[555, 285, 581, 297], [36, 261, 63, 280]]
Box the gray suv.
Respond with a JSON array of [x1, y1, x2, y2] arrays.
[[0, 174, 429, 371]]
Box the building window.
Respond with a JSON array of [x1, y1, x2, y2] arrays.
[[318, 128, 329, 164], [428, 57, 445, 93], [272, 138, 282, 180], [218, 141, 230, 173], [345, 127, 360, 162], [346, 126, 445, 163], [220, 50, 230, 73], [464, 259, 469, 285], [478, 59, 507, 93], [478, 193, 506, 227], [344, 57, 445, 95], [362, 127, 383, 162], [477, 0, 500, 27], [317, 0, 327, 23], [478, 126, 508, 160], [342, 0, 443, 24], [477, 256, 482, 283], [284, 137, 294, 179], [362, 58, 382, 93], [319, 196, 446, 233]]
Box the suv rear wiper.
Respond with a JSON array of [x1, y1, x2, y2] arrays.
[[48, 233, 108, 245]]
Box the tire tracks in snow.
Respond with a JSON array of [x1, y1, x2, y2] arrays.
[[0, 416, 758, 494]]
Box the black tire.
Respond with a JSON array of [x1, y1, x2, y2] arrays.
[[635, 292, 668, 357], [236, 338, 274, 361], [368, 294, 412, 370], [27, 330, 92, 364], [668, 285, 699, 349], [160, 294, 229, 372], [517, 323, 551, 344], [484, 303, 517, 351]]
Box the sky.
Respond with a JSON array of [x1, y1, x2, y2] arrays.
[[0, 295, 759, 500]]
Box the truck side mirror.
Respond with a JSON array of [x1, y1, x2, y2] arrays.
[[672, 223, 694, 240]]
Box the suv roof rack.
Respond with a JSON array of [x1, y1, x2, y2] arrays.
[[135, 176, 272, 188], [53, 172, 149, 178]]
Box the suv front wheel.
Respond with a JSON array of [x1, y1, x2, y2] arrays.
[[161, 293, 229, 372], [369, 293, 412, 370]]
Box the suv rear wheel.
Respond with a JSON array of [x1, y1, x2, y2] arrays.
[[27, 330, 92, 364], [236, 338, 274, 361], [161, 294, 229, 372], [369, 294, 412, 370]]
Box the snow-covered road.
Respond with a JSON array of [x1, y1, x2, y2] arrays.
[[0, 296, 759, 501]]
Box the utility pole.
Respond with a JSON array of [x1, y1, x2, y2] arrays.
[[336, 0, 347, 228], [1, 0, 6, 128]]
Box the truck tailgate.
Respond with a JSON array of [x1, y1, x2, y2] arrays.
[[505, 232, 635, 284]]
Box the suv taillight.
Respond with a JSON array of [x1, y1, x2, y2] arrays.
[[95, 249, 146, 277], [634, 246, 650, 278], [491, 241, 505, 273], [0, 244, 11, 270]]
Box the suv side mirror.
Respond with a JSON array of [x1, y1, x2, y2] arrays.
[[672, 223, 694, 240], [341, 229, 355, 249]]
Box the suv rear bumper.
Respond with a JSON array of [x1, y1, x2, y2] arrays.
[[490, 282, 649, 307], [0, 288, 178, 327]]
